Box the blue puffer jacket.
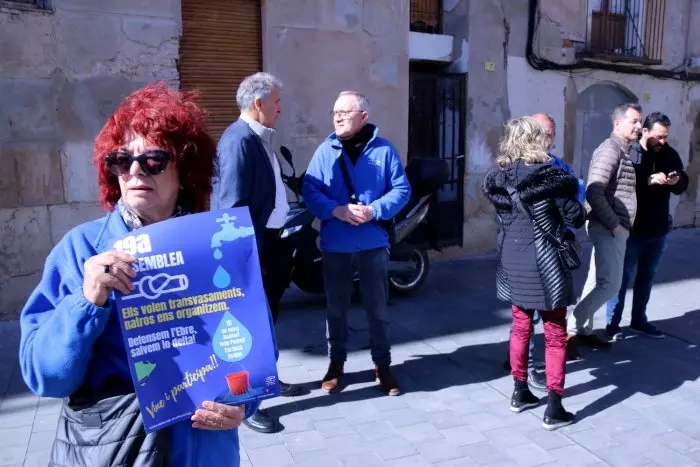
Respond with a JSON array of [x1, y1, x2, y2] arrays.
[[19, 210, 266, 467], [303, 124, 411, 253]]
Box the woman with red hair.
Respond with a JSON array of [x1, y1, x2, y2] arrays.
[[19, 83, 260, 466]]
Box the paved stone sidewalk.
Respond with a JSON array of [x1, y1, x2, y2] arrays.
[[1, 228, 700, 466]]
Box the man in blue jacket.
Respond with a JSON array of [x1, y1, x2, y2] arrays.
[[211, 72, 301, 433], [303, 91, 411, 396], [532, 113, 586, 204]]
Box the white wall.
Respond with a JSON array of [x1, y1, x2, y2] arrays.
[[409, 31, 453, 63]]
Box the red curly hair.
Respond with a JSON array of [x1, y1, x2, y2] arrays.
[[93, 82, 216, 213]]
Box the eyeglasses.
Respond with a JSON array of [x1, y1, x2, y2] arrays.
[[106, 150, 172, 176], [330, 110, 363, 118]]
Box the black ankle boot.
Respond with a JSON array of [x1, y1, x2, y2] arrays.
[[510, 378, 539, 413], [542, 392, 574, 430]]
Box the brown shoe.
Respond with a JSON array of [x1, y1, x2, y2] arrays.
[[566, 335, 581, 361], [579, 333, 612, 348], [375, 365, 401, 396], [321, 361, 344, 393]]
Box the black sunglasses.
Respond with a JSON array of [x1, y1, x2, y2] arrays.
[[106, 150, 172, 176]]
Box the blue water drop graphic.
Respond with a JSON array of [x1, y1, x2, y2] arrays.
[[213, 248, 223, 260], [213, 265, 231, 288], [213, 311, 253, 362]]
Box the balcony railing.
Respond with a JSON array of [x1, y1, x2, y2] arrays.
[[582, 0, 666, 64], [410, 0, 442, 34]]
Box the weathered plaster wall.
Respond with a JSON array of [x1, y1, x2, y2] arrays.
[[457, 0, 512, 254], [262, 0, 409, 170], [689, 0, 700, 58], [677, 85, 700, 227], [443, 0, 469, 73], [661, 0, 692, 69], [459, 0, 699, 255], [0, 0, 179, 320]]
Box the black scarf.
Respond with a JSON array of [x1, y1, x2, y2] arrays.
[[339, 124, 374, 165]]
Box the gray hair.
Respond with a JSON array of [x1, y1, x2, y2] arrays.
[[336, 90, 371, 114], [236, 72, 283, 111], [612, 102, 642, 123], [496, 116, 550, 168]]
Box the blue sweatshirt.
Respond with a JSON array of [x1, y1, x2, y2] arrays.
[[19, 210, 266, 467], [302, 125, 411, 253], [550, 154, 585, 204]]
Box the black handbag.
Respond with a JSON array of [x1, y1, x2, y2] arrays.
[[49, 378, 171, 467], [506, 183, 582, 270], [337, 151, 396, 245]]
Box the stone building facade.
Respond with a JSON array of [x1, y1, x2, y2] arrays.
[[457, 0, 700, 254], [1, 0, 699, 320], [0, 0, 180, 319]]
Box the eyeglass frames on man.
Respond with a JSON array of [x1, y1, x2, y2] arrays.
[[329, 110, 364, 118]]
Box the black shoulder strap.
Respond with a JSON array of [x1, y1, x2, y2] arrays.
[[505, 181, 563, 248], [505, 182, 528, 218], [337, 150, 359, 205]]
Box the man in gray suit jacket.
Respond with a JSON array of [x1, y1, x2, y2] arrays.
[[212, 72, 302, 433]]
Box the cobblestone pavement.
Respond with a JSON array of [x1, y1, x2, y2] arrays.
[[2, 228, 700, 466]]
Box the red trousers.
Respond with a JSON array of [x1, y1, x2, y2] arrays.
[[510, 305, 567, 395]]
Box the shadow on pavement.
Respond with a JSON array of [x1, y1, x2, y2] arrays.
[[563, 308, 700, 422]]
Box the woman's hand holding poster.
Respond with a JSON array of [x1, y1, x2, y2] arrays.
[[112, 208, 279, 433]]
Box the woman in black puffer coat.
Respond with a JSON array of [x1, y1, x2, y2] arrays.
[[483, 116, 585, 431]]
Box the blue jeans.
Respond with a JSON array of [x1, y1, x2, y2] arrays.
[[606, 234, 667, 329], [323, 248, 391, 366], [508, 310, 540, 369], [529, 311, 540, 368]]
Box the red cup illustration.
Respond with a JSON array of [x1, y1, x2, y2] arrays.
[[226, 370, 249, 396]]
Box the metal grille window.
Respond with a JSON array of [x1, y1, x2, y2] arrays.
[[410, 0, 442, 34], [584, 0, 666, 63]]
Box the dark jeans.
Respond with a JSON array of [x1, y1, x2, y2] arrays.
[[323, 248, 391, 366], [511, 306, 567, 395], [606, 234, 667, 329], [260, 229, 294, 324]]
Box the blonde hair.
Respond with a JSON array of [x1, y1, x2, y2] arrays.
[[496, 116, 550, 167]]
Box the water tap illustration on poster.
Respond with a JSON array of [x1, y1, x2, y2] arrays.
[[113, 208, 279, 433]]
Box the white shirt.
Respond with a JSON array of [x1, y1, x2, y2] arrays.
[[240, 115, 289, 229]]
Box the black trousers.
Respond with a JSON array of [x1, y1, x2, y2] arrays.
[[259, 228, 294, 324]]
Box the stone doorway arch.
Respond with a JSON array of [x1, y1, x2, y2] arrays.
[[574, 82, 638, 181]]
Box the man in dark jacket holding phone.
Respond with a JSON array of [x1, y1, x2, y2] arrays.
[[605, 112, 689, 340]]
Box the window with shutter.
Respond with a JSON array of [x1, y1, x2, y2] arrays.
[[179, 0, 263, 141], [583, 0, 666, 63]]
